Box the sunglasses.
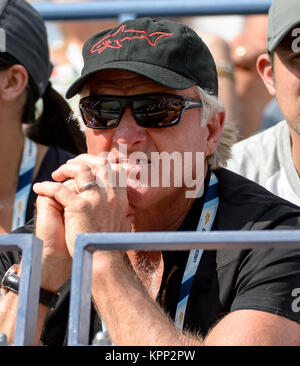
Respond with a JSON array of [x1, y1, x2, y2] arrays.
[[79, 93, 203, 129]]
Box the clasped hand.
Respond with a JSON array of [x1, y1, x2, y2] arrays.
[[32, 154, 134, 292]]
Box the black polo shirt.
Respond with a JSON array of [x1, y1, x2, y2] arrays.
[[159, 168, 300, 336]]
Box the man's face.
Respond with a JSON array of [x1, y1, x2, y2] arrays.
[[81, 70, 217, 210], [273, 29, 300, 132]]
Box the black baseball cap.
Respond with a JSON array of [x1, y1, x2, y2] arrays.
[[66, 18, 218, 99], [0, 0, 52, 97], [267, 0, 300, 52]]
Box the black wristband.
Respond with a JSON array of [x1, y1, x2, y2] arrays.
[[1, 272, 59, 309]]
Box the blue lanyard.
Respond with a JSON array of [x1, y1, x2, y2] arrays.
[[175, 172, 219, 330], [12, 137, 37, 231]]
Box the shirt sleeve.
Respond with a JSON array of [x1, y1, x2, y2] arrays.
[[230, 245, 300, 323]]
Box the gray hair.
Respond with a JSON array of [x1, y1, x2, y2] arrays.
[[72, 86, 238, 170], [196, 86, 238, 170]]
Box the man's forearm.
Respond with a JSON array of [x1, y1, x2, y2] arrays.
[[0, 291, 19, 344], [91, 253, 203, 346], [0, 291, 49, 345]]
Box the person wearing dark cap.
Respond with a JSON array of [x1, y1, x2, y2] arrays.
[[228, 0, 300, 207], [1, 17, 300, 346], [0, 0, 86, 234]]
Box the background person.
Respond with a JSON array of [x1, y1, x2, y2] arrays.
[[229, 15, 273, 138], [180, 16, 243, 135], [194, 31, 242, 136], [227, 0, 300, 206], [0, 0, 85, 234]]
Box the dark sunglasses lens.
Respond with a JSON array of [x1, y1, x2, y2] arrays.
[[133, 97, 182, 127], [80, 99, 121, 129]]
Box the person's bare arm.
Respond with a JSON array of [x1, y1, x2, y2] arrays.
[[91, 252, 202, 346], [0, 194, 72, 345], [0, 266, 52, 345], [91, 251, 300, 346], [205, 309, 300, 345]]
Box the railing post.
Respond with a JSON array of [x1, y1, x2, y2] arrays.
[[0, 234, 43, 346]]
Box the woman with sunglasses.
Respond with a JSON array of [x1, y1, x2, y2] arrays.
[[0, 0, 86, 234]]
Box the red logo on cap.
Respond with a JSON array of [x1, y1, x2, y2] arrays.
[[90, 25, 173, 54]]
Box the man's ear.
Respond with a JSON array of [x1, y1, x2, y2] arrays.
[[206, 110, 225, 157], [0, 64, 28, 102], [256, 53, 276, 96]]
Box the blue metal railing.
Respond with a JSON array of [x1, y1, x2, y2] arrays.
[[0, 234, 43, 346], [34, 0, 272, 21], [68, 230, 300, 346], [1, 230, 300, 346]]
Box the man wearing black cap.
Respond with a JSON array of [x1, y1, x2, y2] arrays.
[[228, 0, 300, 207], [1, 17, 300, 346]]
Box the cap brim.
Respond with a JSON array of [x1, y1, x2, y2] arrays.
[[65, 61, 196, 99], [268, 19, 300, 52]]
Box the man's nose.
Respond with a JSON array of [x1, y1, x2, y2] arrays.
[[112, 107, 147, 146]]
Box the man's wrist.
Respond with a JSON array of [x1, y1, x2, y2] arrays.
[[1, 264, 60, 309], [40, 256, 72, 293]]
